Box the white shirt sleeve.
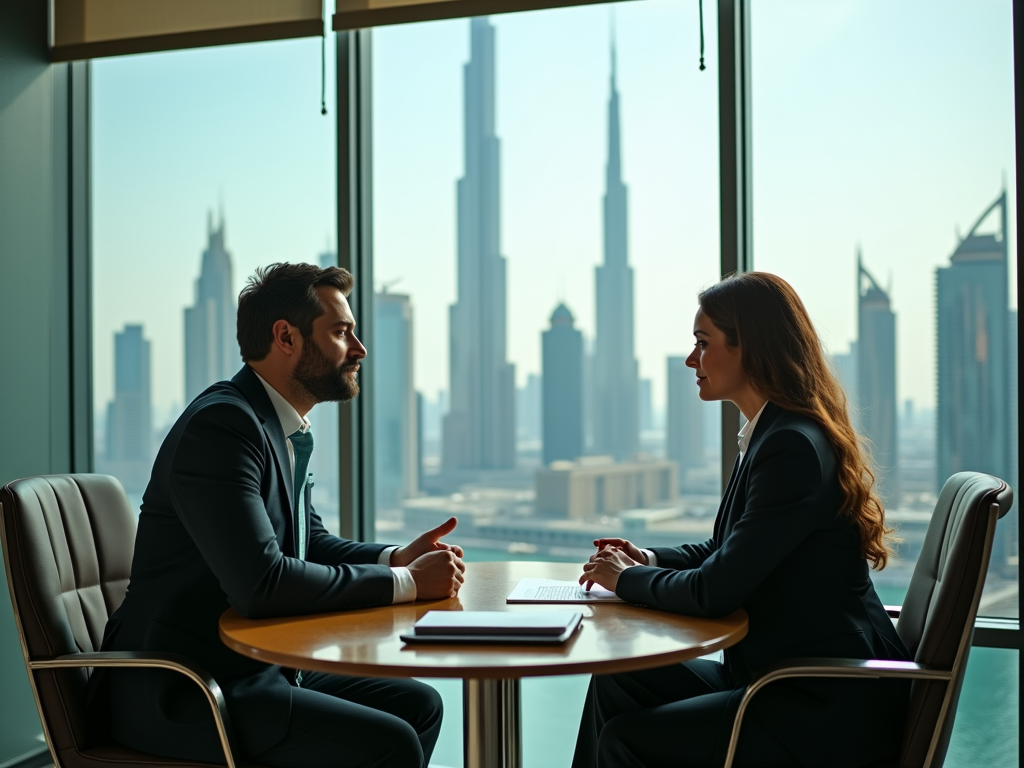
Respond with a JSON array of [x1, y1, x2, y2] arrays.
[[379, 546, 417, 603], [390, 567, 417, 603], [641, 549, 658, 567]]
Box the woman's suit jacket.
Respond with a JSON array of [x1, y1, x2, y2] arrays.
[[616, 402, 910, 764]]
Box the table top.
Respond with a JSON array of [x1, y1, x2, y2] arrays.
[[219, 561, 748, 680]]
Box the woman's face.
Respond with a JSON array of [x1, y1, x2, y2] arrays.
[[685, 309, 749, 403]]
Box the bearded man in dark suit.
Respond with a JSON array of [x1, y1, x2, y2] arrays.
[[98, 263, 464, 768]]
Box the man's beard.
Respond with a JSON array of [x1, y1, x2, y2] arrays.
[[293, 336, 360, 403]]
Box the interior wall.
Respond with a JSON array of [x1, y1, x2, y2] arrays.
[[0, 0, 74, 762]]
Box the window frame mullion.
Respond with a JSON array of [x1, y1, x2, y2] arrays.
[[336, 29, 376, 543]]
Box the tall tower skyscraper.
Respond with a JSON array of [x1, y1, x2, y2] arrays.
[[105, 324, 152, 492], [443, 17, 516, 471], [936, 191, 1013, 570], [542, 304, 584, 465], [666, 356, 703, 485], [184, 210, 238, 402], [375, 289, 419, 508], [592, 35, 639, 460], [856, 252, 899, 503]]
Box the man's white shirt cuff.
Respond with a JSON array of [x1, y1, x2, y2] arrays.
[[390, 567, 417, 603], [379, 546, 417, 603], [642, 549, 658, 567]]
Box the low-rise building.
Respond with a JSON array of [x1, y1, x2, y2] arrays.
[[536, 455, 678, 520]]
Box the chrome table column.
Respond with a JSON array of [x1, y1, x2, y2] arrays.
[[464, 678, 521, 768]]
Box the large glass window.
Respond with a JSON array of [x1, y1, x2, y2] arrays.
[[371, 2, 722, 567], [92, 40, 341, 530], [752, 1, 1017, 765], [371, 6, 719, 764]]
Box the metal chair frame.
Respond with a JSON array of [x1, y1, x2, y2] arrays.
[[0, 499, 242, 768], [722, 501, 1002, 768]]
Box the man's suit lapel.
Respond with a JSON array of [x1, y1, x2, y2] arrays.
[[231, 366, 297, 547]]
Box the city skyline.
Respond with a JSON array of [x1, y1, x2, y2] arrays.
[[91, 19, 1017, 511], [92, 5, 1016, 417]]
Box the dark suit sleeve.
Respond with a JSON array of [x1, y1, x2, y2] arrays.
[[306, 505, 390, 565], [648, 540, 716, 570], [617, 429, 826, 618], [169, 402, 395, 619]]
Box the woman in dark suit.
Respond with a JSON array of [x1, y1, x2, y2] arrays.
[[573, 272, 909, 768]]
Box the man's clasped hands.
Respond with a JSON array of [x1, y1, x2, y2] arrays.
[[389, 517, 466, 599]]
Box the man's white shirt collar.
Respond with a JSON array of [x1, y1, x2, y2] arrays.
[[737, 401, 769, 462], [252, 369, 415, 601], [252, 369, 310, 438]]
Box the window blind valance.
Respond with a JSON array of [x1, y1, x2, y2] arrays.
[[51, 0, 324, 61], [332, 0, 626, 32]]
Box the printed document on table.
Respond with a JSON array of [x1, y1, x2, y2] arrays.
[[506, 578, 624, 604]]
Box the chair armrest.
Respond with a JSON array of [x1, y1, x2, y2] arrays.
[[30, 652, 240, 768], [722, 658, 951, 768], [884, 605, 902, 619], [744, 656, 950, 685]]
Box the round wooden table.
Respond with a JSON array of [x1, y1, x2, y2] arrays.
[[220, 561, 747, 768]]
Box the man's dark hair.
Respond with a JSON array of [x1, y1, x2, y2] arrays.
[[237, 263, 354, 362]]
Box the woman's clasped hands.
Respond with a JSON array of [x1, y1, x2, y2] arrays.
[[579, 537, 649, 593]]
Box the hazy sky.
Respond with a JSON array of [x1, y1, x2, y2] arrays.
[[93, 0, 1015, 421]]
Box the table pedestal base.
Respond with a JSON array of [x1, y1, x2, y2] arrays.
[[463, 678, 521, 768]]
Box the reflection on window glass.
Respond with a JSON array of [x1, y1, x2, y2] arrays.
[[372, 2, 721, 566], [92, 40, 340, 530], [752, 2, 1017, 765]]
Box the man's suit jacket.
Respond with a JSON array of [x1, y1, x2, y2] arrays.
[[617, 402, 910, 765], [98, 366, 395, 754]]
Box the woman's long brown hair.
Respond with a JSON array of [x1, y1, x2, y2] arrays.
[[699, 272, 895, 569]]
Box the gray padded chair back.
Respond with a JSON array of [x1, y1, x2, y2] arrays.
[[0, 475, 136, 758], [896, 472, 1012, 768]]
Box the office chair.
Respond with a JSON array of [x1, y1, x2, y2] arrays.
[[722, 471, 1014, 768], [1, 474, 251, 768]]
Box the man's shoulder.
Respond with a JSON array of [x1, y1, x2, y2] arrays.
[[173, 381, 264, 441], [190, 379, 249, 409]]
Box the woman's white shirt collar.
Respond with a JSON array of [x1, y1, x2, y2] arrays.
[[737, 401, 769, 463]]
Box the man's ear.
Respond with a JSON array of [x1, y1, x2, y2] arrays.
[[271, 319, 301, 357]]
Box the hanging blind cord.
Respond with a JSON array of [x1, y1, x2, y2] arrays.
[[321, 30, 328, 115], [699, 0, 706, 71]]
